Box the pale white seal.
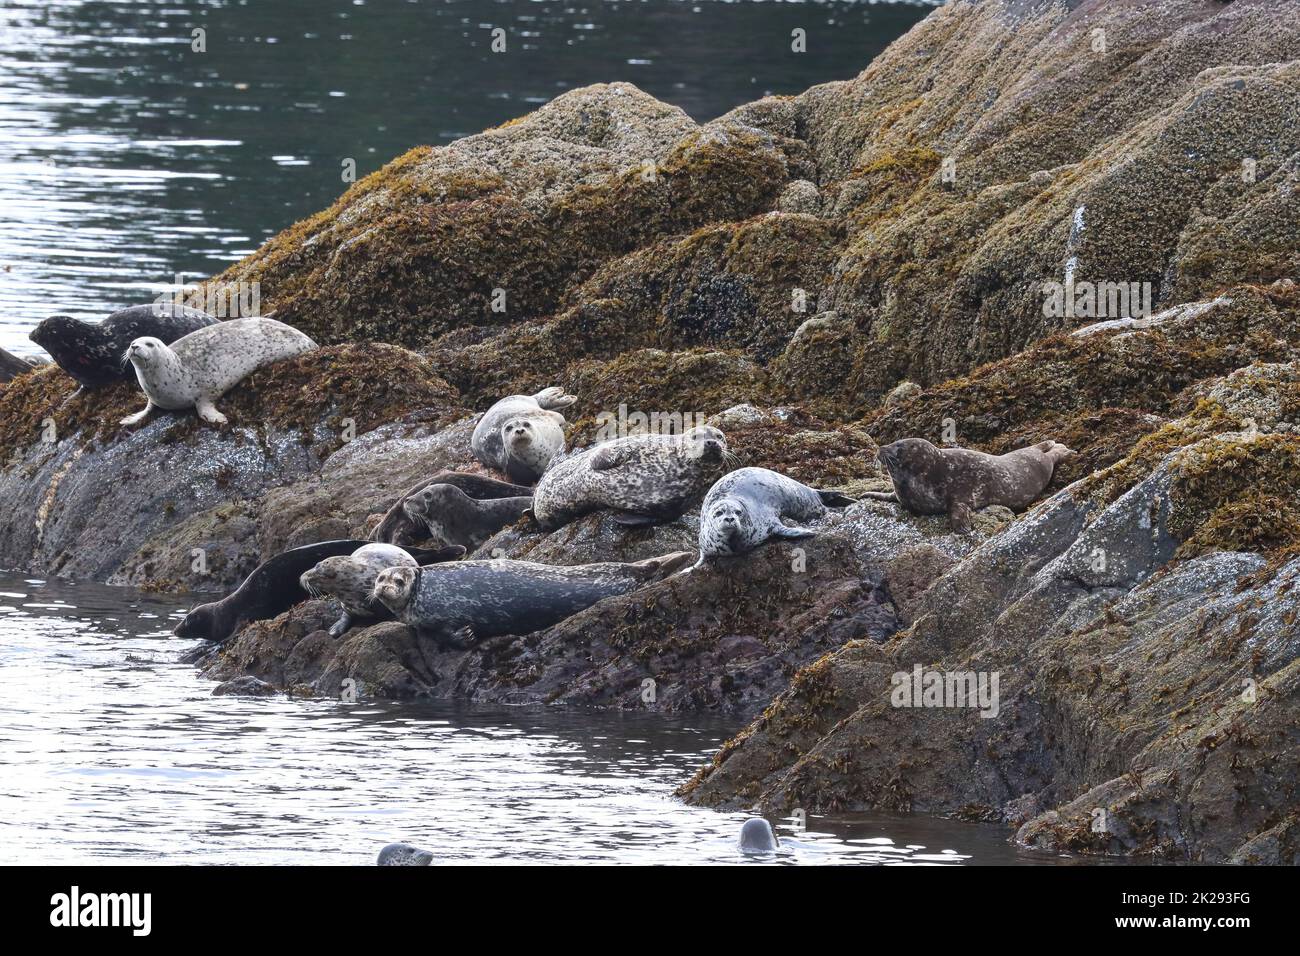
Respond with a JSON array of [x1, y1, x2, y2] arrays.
[[121, 317, 317, 426]]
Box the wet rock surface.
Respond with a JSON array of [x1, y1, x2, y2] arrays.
[[3, 0, 1299, 861]]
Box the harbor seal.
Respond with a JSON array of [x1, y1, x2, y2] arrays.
[[697, 467, 855, 561], [402, 484, 533, 550], [29, 304, 219, 390], [875, 438, 1074, 532], [174, 540, 462, 643], [0, 346, 34, 383], [371, 551, 695, 649], [470, 386, 575, 484], [738, 818, 780, 854], [371, 471, 534, 546], [531, 426, 729, 531], [301, 542, 450, 637], [121, 316, 317, 426], [376, 843, 434, 866]]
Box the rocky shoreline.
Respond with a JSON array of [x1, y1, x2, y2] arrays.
[[2, 0, 1298, 862]]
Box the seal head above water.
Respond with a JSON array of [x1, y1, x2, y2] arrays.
[[876, 437, 1074, 532], [532, 426, 729, 531], [376, 843, 434, 866], [121, 316, 317, 426], [738, 818, 781, 854]]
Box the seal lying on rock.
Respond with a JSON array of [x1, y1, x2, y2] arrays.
[[371, 551, 695, 649], [29, 304, 218, 390], [174, 540, 463, 643], [470, 386, 575, 483], [371, 471, 534, 546], [402, 484, 534, 550], [0, 346, 35, 383], [873, 438, 1074, 533], [531, 426, 729, 530], [121, 316, 317, 426], [301, 543, 448, 638], [696, 467, 855, 562]]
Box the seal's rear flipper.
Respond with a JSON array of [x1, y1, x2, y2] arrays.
[[327, 610, 352, 639], [532, 386, 577, 411], [816, 490, 857, 507], [410, 544, 466, 564], [610, 512, 663, 528], [771, 524, 816, 540]]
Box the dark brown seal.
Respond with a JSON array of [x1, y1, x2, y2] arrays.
[[402, 484, 534, 550], [371, 471, 535, 546], [875, 438, 1074, 532]]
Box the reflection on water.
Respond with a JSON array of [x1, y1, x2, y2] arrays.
[[0, 0, 938, 356], [0, 570, 1079, 865]]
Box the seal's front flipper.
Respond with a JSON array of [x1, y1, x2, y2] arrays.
[[816, 490, 857, 507], [610, 511, 663, 528], [417, 624, 478, 650], [196, 399, 228, 425], [949, 502, 973, 534], [328, 610, 352, 639], [771, 524, 817, 540], [120, 401, 155, 426], [859, 490, 898, 502]]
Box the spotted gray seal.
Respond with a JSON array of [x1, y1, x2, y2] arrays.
[[470, 386, 575, 484], [402, 484, 534, 550], [371, 551, 695, 649], [300, 543, 449, 638], [377, 843, 434, 866], [874, 438, 1074, 532], [371, 471, 535, 546], [531, 426, 729, 531], [696, 467, 854, 561], [121, 316, 317, 426], [28, 304, 219, 390], [173, 539, 462, 643]]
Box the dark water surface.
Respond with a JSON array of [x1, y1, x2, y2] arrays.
[[0, 0, 938, 355], [0, 571, 1088, 865]]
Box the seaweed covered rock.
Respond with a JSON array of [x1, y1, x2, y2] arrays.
[[0, 344, 464, 586], [210, 83, 797, 348], [681, 360, 1300, 862], [858, 287, 1300, 487]]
